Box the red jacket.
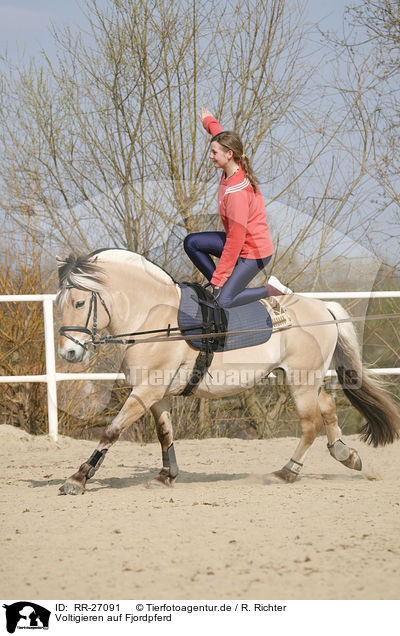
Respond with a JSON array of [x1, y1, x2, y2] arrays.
[[203, 115, 274, 287]]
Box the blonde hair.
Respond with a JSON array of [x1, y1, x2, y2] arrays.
[[211, 131, 258, 193]]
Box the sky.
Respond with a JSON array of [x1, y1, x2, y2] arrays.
[[0, 0, 396, 276], [0, 0, 78, 59], [0, 0, 351, 61]]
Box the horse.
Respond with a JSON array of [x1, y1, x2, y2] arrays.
[[56, 249, 400, 495]]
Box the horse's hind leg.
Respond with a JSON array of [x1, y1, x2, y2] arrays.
[[318, 388, 362, 471], [265, 381, 324, 484], [148, 398, 179, 488]]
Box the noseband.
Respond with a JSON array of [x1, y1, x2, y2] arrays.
[[59, 289, 112, 350]]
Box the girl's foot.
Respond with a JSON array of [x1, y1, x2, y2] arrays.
[[267, 275, 293, 295]]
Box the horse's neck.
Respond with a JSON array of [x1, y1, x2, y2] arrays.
[[106, 263, 179, 333]]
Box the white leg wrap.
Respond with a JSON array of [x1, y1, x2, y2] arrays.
[[284, 458, 303, 475], [327, 439, 350, 462]]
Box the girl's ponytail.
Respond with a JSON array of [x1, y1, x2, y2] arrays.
[[240, 154, 258, 193]]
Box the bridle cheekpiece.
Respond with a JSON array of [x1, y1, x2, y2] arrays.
[[59, 287, 112, 350]]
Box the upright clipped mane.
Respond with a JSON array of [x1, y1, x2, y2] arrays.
[[57, 249, 175, 308], [56, 253, 105, 308]]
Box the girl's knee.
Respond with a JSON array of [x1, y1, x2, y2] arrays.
[[183, 233, 196, 254], [216, 293, 233, 309]]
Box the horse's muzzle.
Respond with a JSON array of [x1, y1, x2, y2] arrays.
[[58, 339, 89, 364]]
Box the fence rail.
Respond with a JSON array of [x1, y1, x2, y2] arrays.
[[0, 291, 399, 441]]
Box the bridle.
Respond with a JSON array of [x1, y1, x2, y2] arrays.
[[59, 288, 112, 351]]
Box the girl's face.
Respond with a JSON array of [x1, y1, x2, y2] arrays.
[[209, 141, 233, 170]]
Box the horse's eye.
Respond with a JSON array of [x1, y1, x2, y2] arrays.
[[75, 300, 85, 309]]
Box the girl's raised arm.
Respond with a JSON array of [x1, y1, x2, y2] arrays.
[[199, 107, 223, 136]]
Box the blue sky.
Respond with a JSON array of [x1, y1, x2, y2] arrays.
[[0, 0, 88, 61], [1, 0, 396, 273], [0, 0, 350, 60]]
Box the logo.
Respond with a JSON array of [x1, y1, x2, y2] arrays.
[[3, 603, 51, 634]]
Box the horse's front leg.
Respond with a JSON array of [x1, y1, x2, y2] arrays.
[[148, 398, 179, 488], [59, 388, 160, 495]]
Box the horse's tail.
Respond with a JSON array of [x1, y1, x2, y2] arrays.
[[325, 301, 400, 446]]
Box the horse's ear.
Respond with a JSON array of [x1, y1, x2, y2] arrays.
[[56, 255, 67, 268]]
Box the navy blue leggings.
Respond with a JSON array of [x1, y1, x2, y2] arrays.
[[183, 231, 271, 308]]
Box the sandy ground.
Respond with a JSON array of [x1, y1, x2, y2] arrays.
[[1, 423, 400, 600]]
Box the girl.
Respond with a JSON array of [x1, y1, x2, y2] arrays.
[[183, 108, 291, 308]]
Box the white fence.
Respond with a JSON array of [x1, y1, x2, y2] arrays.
[[0, 291, 399, 441]]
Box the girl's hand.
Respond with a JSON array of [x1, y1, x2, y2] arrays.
[[199, 107, 213, 122]]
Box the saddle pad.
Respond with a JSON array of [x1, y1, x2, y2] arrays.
[[177, 282, 273, 352]]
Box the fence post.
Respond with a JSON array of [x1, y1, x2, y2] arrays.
[[43, 297, 58, 441]]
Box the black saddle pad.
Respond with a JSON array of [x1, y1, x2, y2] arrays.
[[177, 282, 273, 352]]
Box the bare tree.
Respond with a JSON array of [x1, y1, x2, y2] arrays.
[[0, 0, 379, 285], [320, 0, 400, 274]]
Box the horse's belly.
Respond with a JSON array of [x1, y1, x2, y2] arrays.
[[195, 336, 283, 397]]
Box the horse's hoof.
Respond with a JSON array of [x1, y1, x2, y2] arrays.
[[341, 449, 362, 471], [59, 479, 85, 495], [264, 467, 299, 484]]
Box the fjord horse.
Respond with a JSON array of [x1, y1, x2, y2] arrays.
[[56, 249, 399, 494]]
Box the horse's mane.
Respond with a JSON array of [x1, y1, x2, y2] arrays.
[[56, 248, 174, 308]]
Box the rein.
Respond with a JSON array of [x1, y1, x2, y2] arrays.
[[59, 286, 400, 349], [90, 312, 400, 345]]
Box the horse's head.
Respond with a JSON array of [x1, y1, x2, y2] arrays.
[[56, 254, 111, 363]]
